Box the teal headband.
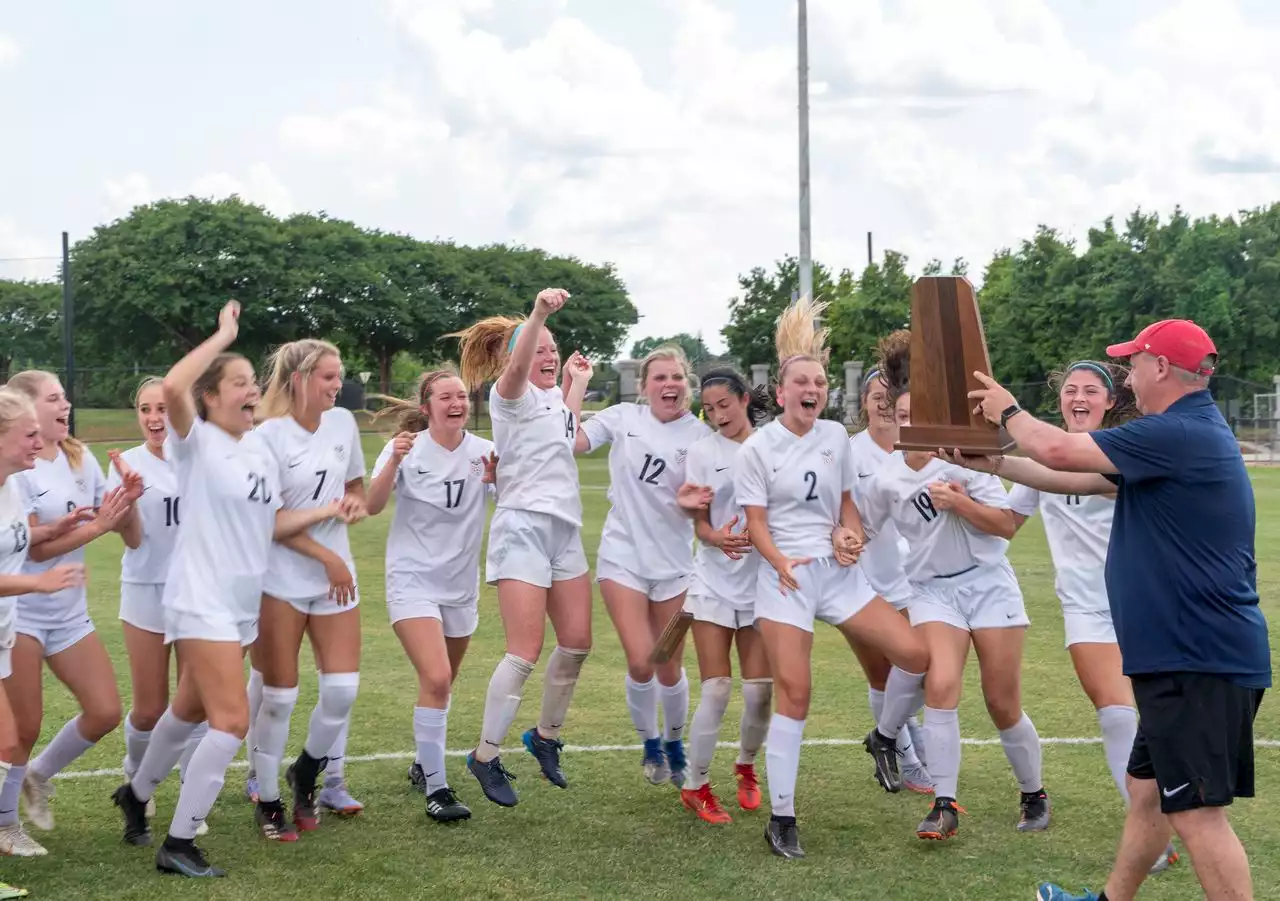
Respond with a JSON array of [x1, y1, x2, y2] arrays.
[[862, 368, 882, 390], [507, 324, 525, 353], [1067, 360, 1114, 392]]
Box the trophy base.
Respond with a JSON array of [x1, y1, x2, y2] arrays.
[[895, 424, 1015, 456]]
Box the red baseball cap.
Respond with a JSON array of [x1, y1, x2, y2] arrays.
[[1106, 319, 1217, 375]]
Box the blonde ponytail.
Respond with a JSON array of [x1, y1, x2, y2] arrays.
[[260, 339, 343, 420], [447, 317, 524, 390]]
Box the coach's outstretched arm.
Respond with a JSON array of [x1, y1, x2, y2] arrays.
[[935, 450, 1115, 498], [163, 299, 240, 439]]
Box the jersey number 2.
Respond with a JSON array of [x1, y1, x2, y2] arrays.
[[639, 454, 666, 485], [803, 471, 818, 502]]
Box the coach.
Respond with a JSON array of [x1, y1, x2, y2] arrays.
[[964, 320, 1269, 901]]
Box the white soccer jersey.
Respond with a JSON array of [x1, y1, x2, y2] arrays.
[[848, 429, 912, 596], [583, 403, 710, 580], [0, 478, 29, 641], [860, 453, 1011, 583], [685, 430, 759, 608], [373, 430, 496, 605], [107, 442, 180, 585], [489, 383, 582, 528], [1009, 483, 1113, 614], [16, 449, 105, 628], [257, 408, 366, 601], [162, 418, 281, 626], [735, 419, 856, 560]]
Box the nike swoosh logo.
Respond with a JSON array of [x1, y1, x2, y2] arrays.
[[287, 461, 302, 469], [858, 472, 873, 479], [715, 467, 729, 473], [1162, 782, 1190, 797], [425, 771, 439, 779], [627, 432, 640, 437], [36, 490, 49, 498], [417, 469, 430, 475]]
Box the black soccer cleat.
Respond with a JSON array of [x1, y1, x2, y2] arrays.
[[112, 783, 152, 847], [1018, 789, 1051, 832], [522, 727, 568, 789], [466, 752, 519, 807], [155, 836, 225, 878], [765, 815, 805, 859], [425, 787, 472, 823], [917, 797, 963, 840], [863, 728, 903, 793], [408, 762, 427, 794]]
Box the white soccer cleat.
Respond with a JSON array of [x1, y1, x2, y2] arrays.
[[0, 824, 46, 857], [19, 774, 54, 832]]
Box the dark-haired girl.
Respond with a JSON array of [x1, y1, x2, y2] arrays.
[[675, 369, 772, 824], [366, 369, 495, 824], [112, 302, 349, 877], [944, 361, 1176, 874]]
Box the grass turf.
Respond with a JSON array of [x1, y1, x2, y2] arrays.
[[2, 436, 1277, 900]]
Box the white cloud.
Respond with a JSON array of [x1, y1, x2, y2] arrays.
[[0, 218, 56, 282], [101, 165, 297, 224], [0, 34, 19, 67]]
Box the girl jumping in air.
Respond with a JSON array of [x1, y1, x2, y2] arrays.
[[453, 288, 593, 807]]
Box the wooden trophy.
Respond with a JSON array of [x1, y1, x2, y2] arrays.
[[895, 276, 1014, 455], [649, 610, 694, 665]]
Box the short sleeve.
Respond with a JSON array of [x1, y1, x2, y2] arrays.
[[685, 441, 710, 486], [1007, 483, 1040, 517], [733, 441, 770, 508], [961, 471, 1010, 509], [14, 472, 35, 516], [86, 455, 107, 506], [488, 383, 536, 421], [170, 417, 205, 463], [857, 477, 889, 539], [840, 439, 857, 494], [371, 440, 398, 487], [1090, 415, 1186, 483], [345, 415, 366, 482], [581, 403, 624, 452]]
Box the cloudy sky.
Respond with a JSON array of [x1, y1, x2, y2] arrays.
[[4, 0, 1280, 353]]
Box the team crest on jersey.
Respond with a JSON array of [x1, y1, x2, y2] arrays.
[[821, 448, 835, 466], [675, 448, 687, 465], [469, 457, 484, 477], [334, 444, 346, 460], [75, 477, 87, 492]]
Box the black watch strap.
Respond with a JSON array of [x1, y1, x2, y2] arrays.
[[1000, 404, 1025, 428]]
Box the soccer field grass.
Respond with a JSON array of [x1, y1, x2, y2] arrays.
[[5, 438, 1278, 900]]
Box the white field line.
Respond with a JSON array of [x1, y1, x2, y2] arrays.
[[49, 736, 1280, 781]]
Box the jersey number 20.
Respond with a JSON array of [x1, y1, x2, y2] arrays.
[[247, 473, 273, 504]]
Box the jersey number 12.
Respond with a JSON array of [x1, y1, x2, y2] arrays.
[[639, 454, 666, 485]]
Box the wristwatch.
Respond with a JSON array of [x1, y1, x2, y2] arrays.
[[999, 404, 1025, 428]]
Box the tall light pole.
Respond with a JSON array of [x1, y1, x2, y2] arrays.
[[797, 0, 813, 306]]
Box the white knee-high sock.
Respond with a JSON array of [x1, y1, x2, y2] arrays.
[[878, 668, 926, 739], [326, 716, 351, 786], [868, 687, 885, 723], [625, 674, 660, 742], [737, 678, 772, 765], [306, 672, 359, 761], [131, 710, 199, 803], [253, 685, 299, 804], [687, 677, 731, 790], [660, 669, 689, 743], [124, 715, 152, 779], [537, 646, 589, 740], [246, 667, 264, 774], [998, 711, 1044, 794], [475, 654, 534, 763], [29, 716, 96, 781], [923, 707, 961, 800], [0, 765, 24, 826], [178, 722, 208, 783], [1098, 705, 1138, 804], [169, 729, 241, 840], [765, 713, 805, 818], [414, 706, 449, 795]]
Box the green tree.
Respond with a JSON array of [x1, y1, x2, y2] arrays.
[[721, 256, 842, 368], [827, 250, 913, 366], [0, 280, 61, 382], [629, 333, 712, 365]]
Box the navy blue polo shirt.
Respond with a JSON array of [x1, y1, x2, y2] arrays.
[[1091, 390, 1270, 688]]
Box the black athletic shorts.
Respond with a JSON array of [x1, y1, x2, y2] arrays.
[[1128, 671, 1265, 814]]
